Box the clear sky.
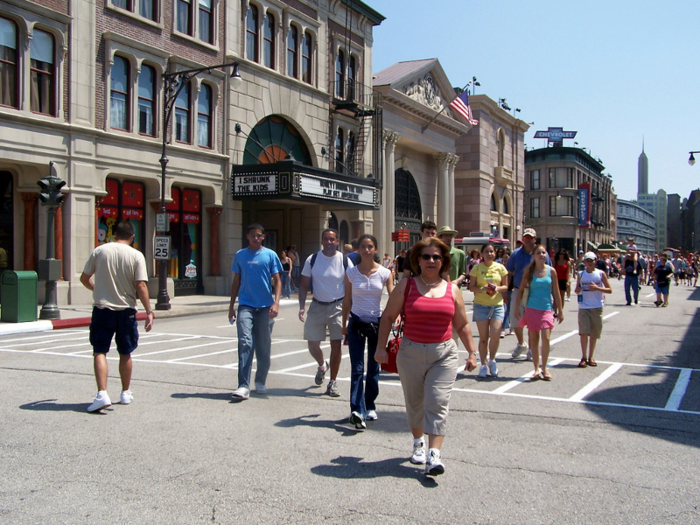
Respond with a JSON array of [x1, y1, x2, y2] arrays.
[[369, 0, 700, 202]]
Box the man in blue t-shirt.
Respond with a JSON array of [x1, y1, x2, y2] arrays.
[[229, 223, 282, 400], [505, 227, 552, 359]]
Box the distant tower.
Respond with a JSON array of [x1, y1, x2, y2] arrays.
[[638, 139, 648, 197]]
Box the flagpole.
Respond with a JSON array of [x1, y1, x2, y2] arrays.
[[421, 82, 471, 134]]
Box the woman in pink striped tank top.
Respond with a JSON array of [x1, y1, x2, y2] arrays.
[[376, 238, 478, 477]]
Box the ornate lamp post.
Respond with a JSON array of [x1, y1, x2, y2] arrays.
[[37, 161, 65, 319], [155, 61, 242, 310]]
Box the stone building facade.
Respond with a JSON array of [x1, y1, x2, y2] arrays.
[[616, 199, 655, 255]]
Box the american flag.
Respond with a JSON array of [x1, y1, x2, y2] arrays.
[[449, 90, 479, 126]]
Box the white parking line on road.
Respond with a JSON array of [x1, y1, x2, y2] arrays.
[[665, 368, 693, 411], [569, 363, 623, 402], [0, 330, 88, 343]]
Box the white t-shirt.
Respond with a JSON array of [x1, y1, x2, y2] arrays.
[[301, 251, 353, 303], [578, 269, 605, 309], [346, 265, 391, 322], [83, 242, 148, 310]]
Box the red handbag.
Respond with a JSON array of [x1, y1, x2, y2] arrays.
[[381, 279, 412, 374]]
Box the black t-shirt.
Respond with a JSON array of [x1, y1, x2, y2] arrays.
[[595, 259, 608, 273], [624, 259, 643, 276], [654, 265, 673, 287], [401, 248, 413, 273], [396, 255, 405, 273]]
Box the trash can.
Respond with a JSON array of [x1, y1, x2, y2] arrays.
[[1, 271, 38, 323]]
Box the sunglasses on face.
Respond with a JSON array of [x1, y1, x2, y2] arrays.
[[249, 233, 264, 239], [420, 254, 443, 262]]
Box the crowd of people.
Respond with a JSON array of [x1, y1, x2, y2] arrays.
[[80, 220, 696, 478]]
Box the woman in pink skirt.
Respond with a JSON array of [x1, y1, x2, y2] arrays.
[[514, 245, 564, 380]]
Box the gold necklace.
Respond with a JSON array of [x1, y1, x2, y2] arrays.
[[420, 275, 441, 287]]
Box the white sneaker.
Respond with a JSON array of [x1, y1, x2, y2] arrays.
[[120, 390, 133, 405], [425, 449, 445, 476], [254, 382, 267, 394], [349, 411, 366, 430], [511, 343, 527, 359], [231, 386, 250, 400], [315, 360, 329, 385], [478, 365, 488, 378], [411, 439, 427, 464], [87, 391, 111, 413], [326, 380, 340, 397], [500, 330, 505, 339], [489, 359, 499, 377], [526, 348, 532, 361], [366, 410, 378, 421]]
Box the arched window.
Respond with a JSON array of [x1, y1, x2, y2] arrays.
[[199, 0, 213, 43], [110, 55, 130, 130], [242, 115, 312, 165], [335, 128, 344, 173], [335, 49, 344, 98], [301, 32, 312, 84], [0, 17, 18, 109], [197, 83, 212, 148], [502, 196, 509, 214], [138, 64, 155, 136], [340, 220, 349, 246], [246, 6, 259, 62], [263, 12, 275, 69], [347, 55, 356, 101], [345, 131, 355, 174], [490, 194, 497, 211], [31, 29, 55, 115], [328, 212, 338, 232], [395, 168, 422, 221], [174, 81, 190, 143], [286, 25, 298, 78]]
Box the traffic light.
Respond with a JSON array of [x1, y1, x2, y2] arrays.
[[37, 164, 66, 207]]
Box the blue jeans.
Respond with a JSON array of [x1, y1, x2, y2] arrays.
[[624, 274, 639, 304], [502, 291, 511, 330], [280, 272, 291, 298], [347, 314, 380, 417], [236, 305, 274, 389]]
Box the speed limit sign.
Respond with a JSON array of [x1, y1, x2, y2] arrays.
[[154, 236, 170, 260]]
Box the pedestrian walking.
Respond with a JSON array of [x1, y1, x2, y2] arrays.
[[279, 250, 292, 299], [623, 251, 644, 305], [514, 245, 563, 381], [229, 223, 282, 400], [653, 253, 674, 307], [341, 234, 394, 429], [469, 243, 508, 378], [553, 249, 571, 307], [80, 221, 154, 412], [298, 229, 352, 397], [287, 244, 300, 291], [376, 238, 478, 477], [575, 252, 612, 368]]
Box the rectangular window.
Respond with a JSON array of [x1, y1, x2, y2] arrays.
[[335, 50, 344, 98], [548, 167, 574, 188], [246, 6, 258, 62], [529, 170, 540, 190], [113, 0, 130, 9], [138, 64, 155, 135], [348, 55, 356, 101], [263, 13, 275, 69], [549, 196, 573, 216], [177, 0, 192, 35], [139, 0, 156, 21], [110, 55, 129, 130], [287, 26, 298, 78], [530, 197, 540, 218], [0, 17, 19, 109], [30, 29, 55, 115], [174, 81, 190, 142], [301, 32, 312, 84], [197, 84, 211, 148], [198, 0, 212, 44]]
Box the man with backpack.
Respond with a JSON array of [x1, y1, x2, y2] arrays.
[[298, 229, 353, 396]]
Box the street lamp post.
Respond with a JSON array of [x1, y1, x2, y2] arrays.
[[155, 61, 242, 310], [688, 151, 700, 166]]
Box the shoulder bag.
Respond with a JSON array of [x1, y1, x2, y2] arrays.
[[381, 278, 413, 374]]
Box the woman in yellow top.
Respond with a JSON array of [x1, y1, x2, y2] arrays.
[[469, 243, 509, 378]]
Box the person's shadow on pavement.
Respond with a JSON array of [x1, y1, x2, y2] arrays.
[[311, 456, 437, 486]]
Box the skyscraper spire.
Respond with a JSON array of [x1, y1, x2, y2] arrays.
[[638, 140, 648, 197]]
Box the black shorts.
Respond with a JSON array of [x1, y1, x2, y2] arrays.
[[89, 307, 139, 355], [558, 279, 568, 291]]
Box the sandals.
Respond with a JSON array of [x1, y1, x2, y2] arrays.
[[578, 358, 588, 368], [541, 370, 552, 381], [587, 359, 598, 367], [529, 372, 541, 381]]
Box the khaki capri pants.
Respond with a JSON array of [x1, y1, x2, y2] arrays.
[[396, 336, 460, 436]]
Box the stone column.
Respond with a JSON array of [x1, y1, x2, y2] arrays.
[[383, 131, 400, 255], [434, 153, 450, 227], [206, 206, 222, 276], [447, 154, 459, 228], [21, 193, 37, 271]]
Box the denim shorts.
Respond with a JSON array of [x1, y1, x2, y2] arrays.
[[89, 307, 139, 354], [472, 303, 505, 323]]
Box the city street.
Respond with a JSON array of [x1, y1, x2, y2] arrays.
[[2, 283, 700, 524]]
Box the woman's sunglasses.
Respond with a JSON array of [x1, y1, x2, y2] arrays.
[[420, 254, 443, 261]]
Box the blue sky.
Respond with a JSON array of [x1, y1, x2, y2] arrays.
[[370, 0, 700, 202]]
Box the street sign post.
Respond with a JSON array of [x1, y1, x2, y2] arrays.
[[156, 213, 169, 232], [154, 236, 171, 260]]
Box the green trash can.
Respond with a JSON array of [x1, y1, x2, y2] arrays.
[[1, 271, 38, 323]]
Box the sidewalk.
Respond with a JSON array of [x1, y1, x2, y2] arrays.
[[0, 295, 299, 336]]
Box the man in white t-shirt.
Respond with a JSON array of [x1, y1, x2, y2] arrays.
[[80, 221, 154, 413], [298, 229, 353, 397]]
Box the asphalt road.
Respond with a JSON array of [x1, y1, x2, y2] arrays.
[[1, 282, 699, 524]]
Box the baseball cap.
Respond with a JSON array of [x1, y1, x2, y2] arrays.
[[584, 252, 597, 261], [522, 228, 536, 238], [578, 250, 584, 254]]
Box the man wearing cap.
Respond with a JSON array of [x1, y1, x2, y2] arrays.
[[401, 220, 438, 279], [437, 226, 467, 286], [505, 228, 551, 359]]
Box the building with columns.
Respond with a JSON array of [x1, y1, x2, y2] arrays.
[[454, 95, 529, 242], [373, 59, 470, 250]]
